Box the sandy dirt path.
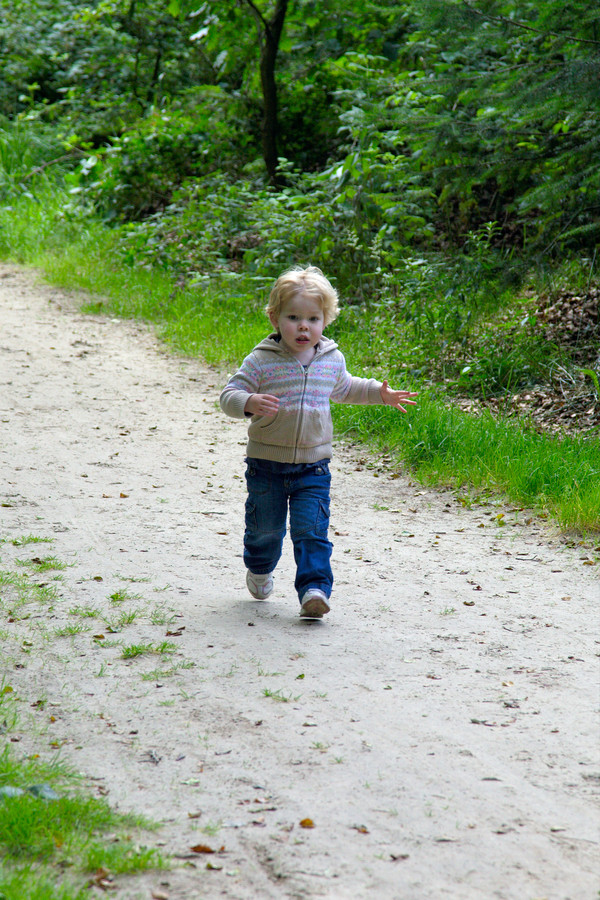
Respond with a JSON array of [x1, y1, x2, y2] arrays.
[[0, 264, 598, 900]]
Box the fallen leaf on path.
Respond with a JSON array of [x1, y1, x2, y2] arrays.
[[299, 818, 315, 829], [190, 843, 215, 854], [151, 891, 170, 900], [390, 853, 410, 861], [166, 627, 185, 636], [352, 824, 369, 834], [464, 600, 475, 606], [187, 811, 202, 819], [88, 868, 113, 889], [206, 862, 223, 870]]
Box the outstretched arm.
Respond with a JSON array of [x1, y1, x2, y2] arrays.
[[379, 380, 418, 413]]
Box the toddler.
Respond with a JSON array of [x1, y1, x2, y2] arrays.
[[219, 266, 417, 618]]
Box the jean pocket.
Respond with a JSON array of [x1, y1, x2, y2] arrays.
[[315, 499, 330, 537], [291, 497, 330, 539], [245, 463, 270, 496]]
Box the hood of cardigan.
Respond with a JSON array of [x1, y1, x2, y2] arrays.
[[254, 333, 339, 357]]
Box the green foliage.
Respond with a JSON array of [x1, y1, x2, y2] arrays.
[[2, 0, 599, 259], [394, 0, 600, 254], [0, 120, 73, 198], [0, 0, 212, 134], [85, 89, 256, 219]]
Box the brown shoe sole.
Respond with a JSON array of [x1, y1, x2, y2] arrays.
[[300, 596, 330, 618]]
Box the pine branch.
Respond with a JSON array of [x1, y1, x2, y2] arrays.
[[461, 1, 600, 47]]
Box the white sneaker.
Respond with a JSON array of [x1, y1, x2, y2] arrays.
[[300, 589, 330, 618], [246, 570, 274, 600]]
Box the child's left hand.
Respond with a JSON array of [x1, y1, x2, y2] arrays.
[[380, 380, 418, 413]]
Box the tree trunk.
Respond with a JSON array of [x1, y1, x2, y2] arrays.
[[245, 0, 288, 186]]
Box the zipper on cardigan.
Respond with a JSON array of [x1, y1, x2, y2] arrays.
[[292, 364, 310, 464]]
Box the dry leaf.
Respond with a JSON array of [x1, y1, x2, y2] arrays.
[[299, 818, 315, 829], [88, 868, 112, 889], [190, 843, 214, 854], [353, 824, 369, 834], [152, 891, 170, 900]]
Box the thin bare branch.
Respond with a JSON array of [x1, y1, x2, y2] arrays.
[[23, 150, 86, 182]]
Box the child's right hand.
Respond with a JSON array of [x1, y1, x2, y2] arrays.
[[245, 393, 280, 416]]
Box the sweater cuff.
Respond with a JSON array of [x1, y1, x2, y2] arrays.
[[222, 390, 253, 418], [368, 381, 383, 404]]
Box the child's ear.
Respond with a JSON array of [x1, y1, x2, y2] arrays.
[[268, 310, 279, 330]]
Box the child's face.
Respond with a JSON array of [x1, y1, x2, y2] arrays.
[[269, 292, 325, 359]]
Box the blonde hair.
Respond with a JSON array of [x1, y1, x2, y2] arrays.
[[266, 266, 340, 327]]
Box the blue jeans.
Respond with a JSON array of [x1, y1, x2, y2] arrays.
[[244, 458, 333, 603]]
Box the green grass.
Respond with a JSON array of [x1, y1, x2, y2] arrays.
[[53, 623, 89, 637], [263, 688, 300, 703], [15, 556, 67, 573], [108, 588, 141, 604], [0, 688, 165, 899], [332, 396, 600, 532], [121, 641, 176, 659], [7, 536, 54, 548], [0, 570, 60, 609]]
